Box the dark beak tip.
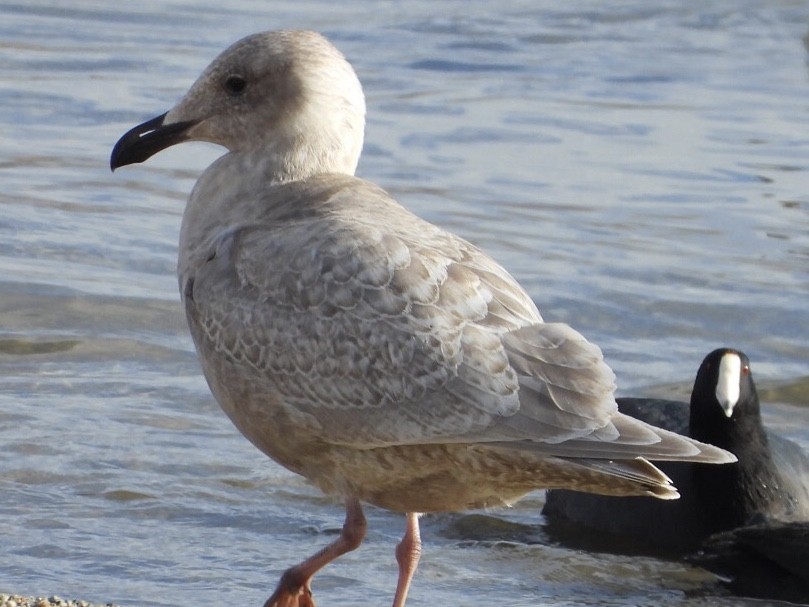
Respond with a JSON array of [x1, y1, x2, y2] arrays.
[[110, 132, 134, 172], [111, 112, 194, 172]]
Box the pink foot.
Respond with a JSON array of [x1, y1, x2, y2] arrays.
[[263, 568, 316, 607]]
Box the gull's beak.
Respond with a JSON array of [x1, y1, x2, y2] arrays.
[[110, 112, 197, 171]]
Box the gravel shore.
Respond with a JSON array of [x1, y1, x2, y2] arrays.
[[0, 595, 121, 607]]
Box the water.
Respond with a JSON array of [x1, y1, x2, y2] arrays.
[[1, 1, 808, 606]]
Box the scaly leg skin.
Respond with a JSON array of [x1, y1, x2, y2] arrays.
[[392, 512, 422, 607], [264, 497, 367, 607]]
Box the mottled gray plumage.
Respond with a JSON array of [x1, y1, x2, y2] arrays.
[[111, 30, 735, 607]]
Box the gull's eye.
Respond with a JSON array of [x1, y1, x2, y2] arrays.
[[224, 74, 247, 95]]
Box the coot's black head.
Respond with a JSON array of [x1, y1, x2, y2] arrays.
[[689, 348, 761, 448]]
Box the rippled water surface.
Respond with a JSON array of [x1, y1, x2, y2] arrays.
[[1, 2, 808, 606]]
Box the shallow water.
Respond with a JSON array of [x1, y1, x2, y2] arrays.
[[1, 1, 808, 606]]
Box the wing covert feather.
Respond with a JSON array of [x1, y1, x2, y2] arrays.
[[183, 178, 625, 450]]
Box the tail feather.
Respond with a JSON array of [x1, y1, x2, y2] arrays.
[[533, 455, 680, 499]]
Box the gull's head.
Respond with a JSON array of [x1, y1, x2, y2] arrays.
[[111, 30, 366, 180]]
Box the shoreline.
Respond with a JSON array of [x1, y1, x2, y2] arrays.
[[0, 595, 121, 607]]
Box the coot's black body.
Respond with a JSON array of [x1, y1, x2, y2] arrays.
[[543, 348, 809, 554]]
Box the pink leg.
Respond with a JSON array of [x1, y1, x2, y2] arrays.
[[392, 512, 422, 607], [264, 497, 367, 607]]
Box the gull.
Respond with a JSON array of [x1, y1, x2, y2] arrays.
[[111, 30, 735, 607]]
